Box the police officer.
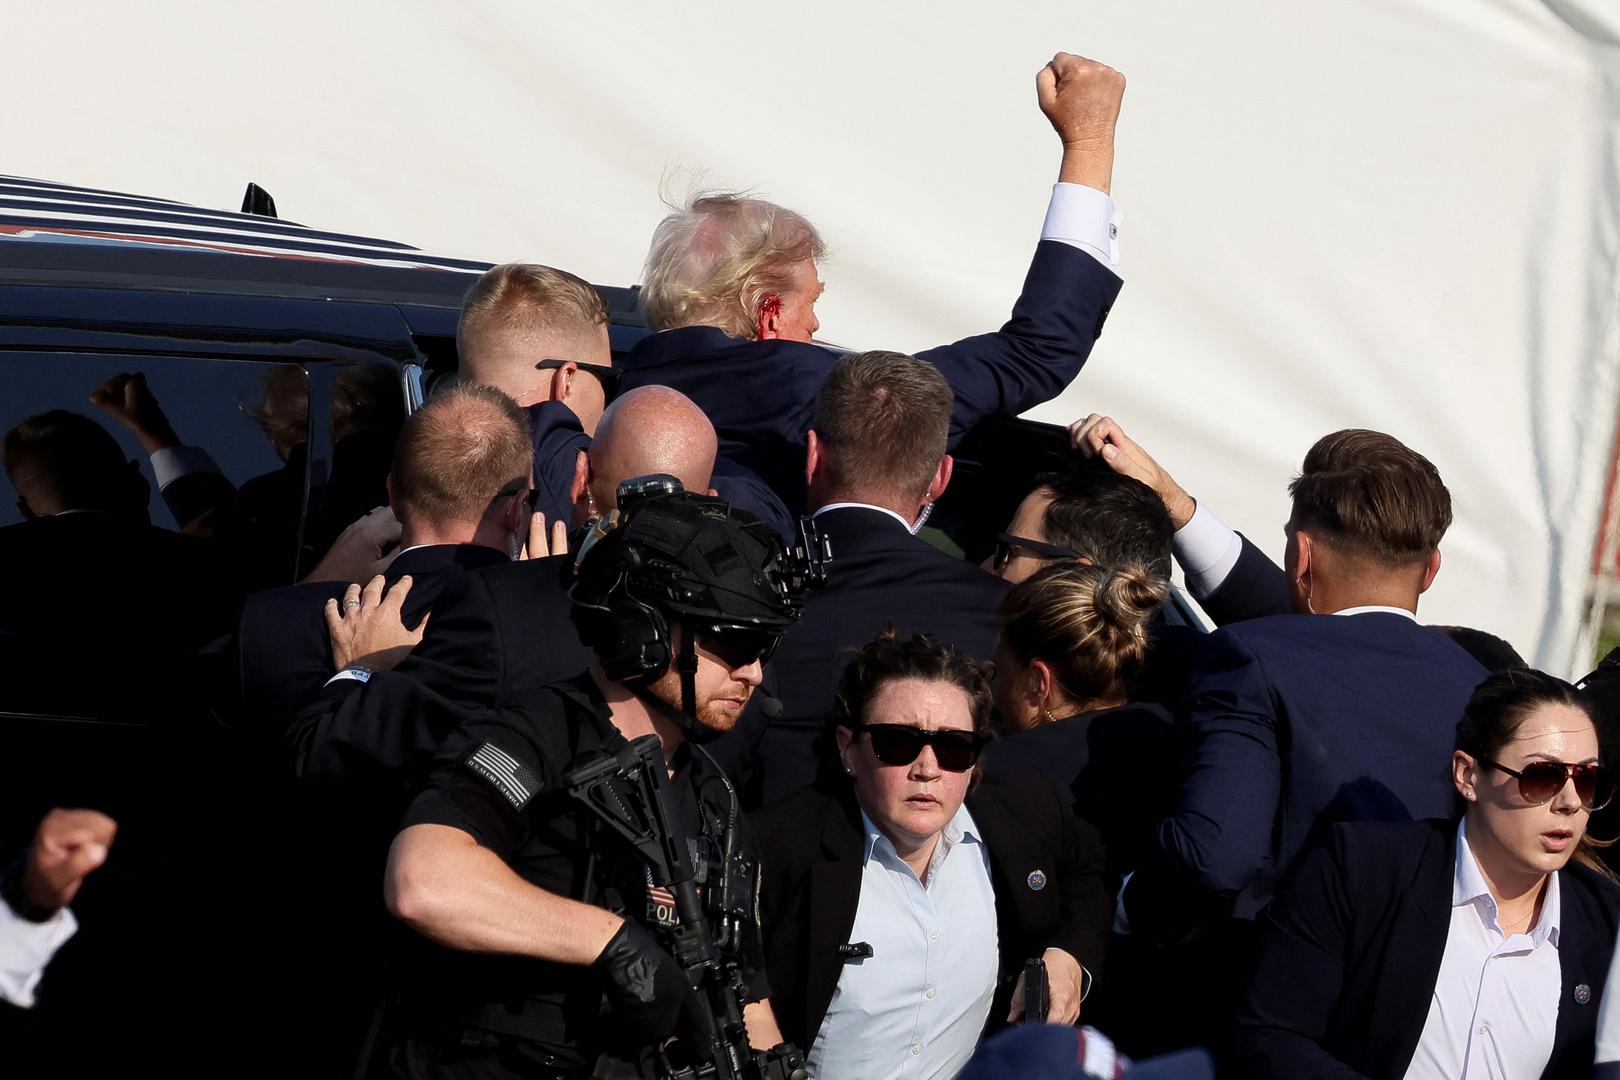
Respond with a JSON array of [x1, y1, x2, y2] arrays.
[[376, 481, 812, 1079]]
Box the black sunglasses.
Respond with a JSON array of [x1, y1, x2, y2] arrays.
[[535, 359, 623, 403], [854, 723, 989, 773], [696, 624, 782, 670], [992, 532, 1082, 572], [1474, 754, 1617, 811]]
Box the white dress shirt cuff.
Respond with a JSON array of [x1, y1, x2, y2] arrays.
[[1173, 502, 1244, 599], [0, 902, 76, 1009], [150, 445, 223, 490], [1040, 183, 1122, 272], [323, 667, 373, 688]]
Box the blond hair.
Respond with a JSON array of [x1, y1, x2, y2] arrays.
[[999, 562, 1168, 704], [457, 263, 608, 386], [640, 191, 825, 337]]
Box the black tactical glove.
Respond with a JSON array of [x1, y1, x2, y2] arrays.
[[594, 920, 692, 1042]]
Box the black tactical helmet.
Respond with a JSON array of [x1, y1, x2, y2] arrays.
[[570, 476, 824, 688]]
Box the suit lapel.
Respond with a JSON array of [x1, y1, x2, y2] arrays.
[[965, 786, 1029, 981], [1550, 868, 1611, 1073], [804, 793, 866, 1043], [1369, 822, 1456, 1076]]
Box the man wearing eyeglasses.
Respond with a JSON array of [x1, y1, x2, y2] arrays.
[[376, 487, 811, 1079]]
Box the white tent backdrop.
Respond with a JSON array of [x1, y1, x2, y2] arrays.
[[5, 0, 1618, 673]]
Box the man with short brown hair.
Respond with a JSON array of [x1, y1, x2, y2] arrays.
[[238, 384, 531, 734], [1127, 427, 1487, 923], [739, 351, 1010, 805]]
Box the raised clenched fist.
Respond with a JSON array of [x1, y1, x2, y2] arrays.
[[22, 808, 117, 913], [1037, 53, 1126, 150]]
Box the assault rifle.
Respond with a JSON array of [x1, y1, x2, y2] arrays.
[[566, 735, 809, 1080]]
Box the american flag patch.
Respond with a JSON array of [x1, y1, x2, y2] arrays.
[[464, 741, 542, 811]]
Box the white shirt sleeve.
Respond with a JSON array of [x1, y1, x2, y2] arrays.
[[1040, 183, 1122, 272], [0, 902, 76, 1008], [149, 445, 223, 491], [1173, 502, 1245, 600]]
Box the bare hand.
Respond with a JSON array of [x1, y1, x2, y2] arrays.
[[1069, 413, 1196, 529], [302, 506, 402, 583], [517, 512, 569, 561], [1007, 948, 1085, 1026], [324, 574, 429, 671], [1037, 53, 1125, 191], [22, 808, 117, 913], [88, 371, 179, 452]]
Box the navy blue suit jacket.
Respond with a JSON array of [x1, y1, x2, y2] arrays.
[[525, 401, 588, 532], [737, 506, 1009, 806], [1232, 819, 1620, 1079], [1147, 612, 1488, 920], [620, 240, 1122, 514]]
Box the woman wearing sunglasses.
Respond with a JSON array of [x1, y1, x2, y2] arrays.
[[1231, 668, 1620, 1079], [752, 630, 1111, 1080], [981, 560, 1174, 886]]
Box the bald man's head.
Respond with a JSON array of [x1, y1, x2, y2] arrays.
[[583, 386, 717, 517], [457, 263, 614, 431]]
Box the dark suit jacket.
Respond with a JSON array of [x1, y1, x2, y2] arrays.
[[621, 240, 1122, 514], [741, 506, 1009, 805], [1232, 819, 1620, 1079], [1194, 536, 1526, 671], [0, 512, 239, 722], [752, 770, 1111, 1052], [286, 552, 585, 786], [1143, 612, 1488, 921], [526, 401, 588, 533], [236, 543, 508, 734], [980, 703, 1179, 887]]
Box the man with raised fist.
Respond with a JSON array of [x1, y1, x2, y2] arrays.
[[624, 52, 1130, 517]]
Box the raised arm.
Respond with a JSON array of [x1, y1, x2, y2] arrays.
[[1072, 412, 1291, 621]]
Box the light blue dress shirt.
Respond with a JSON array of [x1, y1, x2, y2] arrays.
[[807, 804, 1001, 1080]]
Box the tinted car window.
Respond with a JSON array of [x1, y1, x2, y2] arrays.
[[0, 352, 289, 531]]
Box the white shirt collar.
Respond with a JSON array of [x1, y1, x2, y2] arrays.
[[1333, 604, 1418, 621], [813, 502, 914, 532], [859, 804, 982, 874], [1455, 818, 1562, 947]]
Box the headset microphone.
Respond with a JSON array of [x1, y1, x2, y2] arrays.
[[756, 687, 784, 720]]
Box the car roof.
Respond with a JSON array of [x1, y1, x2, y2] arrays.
[[0, 175, 643, 322]]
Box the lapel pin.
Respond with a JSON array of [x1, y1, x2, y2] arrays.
[[1027, 870, 1047, 891], [1576, 984, 1593, 1005]]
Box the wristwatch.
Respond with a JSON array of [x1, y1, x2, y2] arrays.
[[0, 856, 59, 923]]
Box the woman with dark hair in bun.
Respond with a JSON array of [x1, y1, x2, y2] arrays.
[[981, 560, 1178, 885], [1231, 668, 1620, 1079]]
